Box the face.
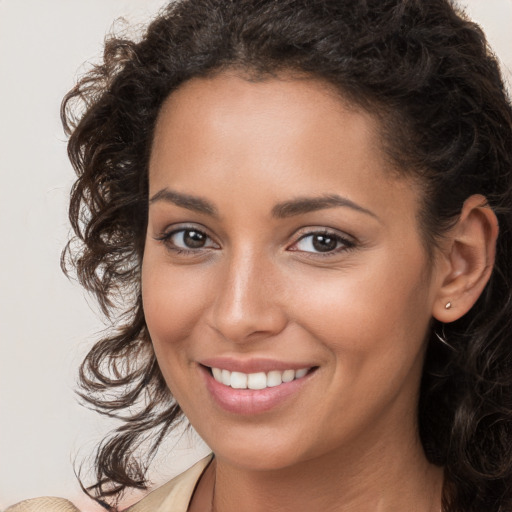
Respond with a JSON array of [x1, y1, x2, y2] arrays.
[[142, 73, 443, 471]]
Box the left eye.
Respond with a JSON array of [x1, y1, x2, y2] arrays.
[[291, 232, 352, 253], [163, 228, 217, 251]]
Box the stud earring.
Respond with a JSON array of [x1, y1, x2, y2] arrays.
[[445, 301, 452, 309]]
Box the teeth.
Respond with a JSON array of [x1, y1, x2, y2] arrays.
[[247, 372, 267, 390], [210, 367, 311, 389], [212, 367, 223, 382], [281, 369, 295, 383], [266, 370, 282, 387], [295, 368, 308, 379], [230, 371, 248, 389], [221, 369, 231, 386]]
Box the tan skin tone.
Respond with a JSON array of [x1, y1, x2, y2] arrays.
[[142, 73, 498, 511]]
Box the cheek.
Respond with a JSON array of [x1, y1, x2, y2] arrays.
[[286, 248, 433, 363], [141, 252, 216, 411], [282, 252, 433, 441], [141, 252, 211, 356]]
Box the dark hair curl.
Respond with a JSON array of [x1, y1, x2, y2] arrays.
[[61, 0, 512, 510]]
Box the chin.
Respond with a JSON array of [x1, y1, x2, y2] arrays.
[[216, 444, 306, 472], [197, 422, 316, 472]]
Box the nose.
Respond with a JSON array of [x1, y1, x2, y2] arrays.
[[208, 249, 288, 344]]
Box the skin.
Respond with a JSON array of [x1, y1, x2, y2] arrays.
[[141, 73, 496, 511]]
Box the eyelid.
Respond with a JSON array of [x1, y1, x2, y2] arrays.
[[154, 223, 220, 252], [287, 227, 356, 255], [153, 224, 355, 256]]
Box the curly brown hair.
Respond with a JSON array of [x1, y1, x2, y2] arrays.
[[61, 0, 512, 510]]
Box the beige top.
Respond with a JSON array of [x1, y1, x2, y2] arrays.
[[4, 455, 213, 512]]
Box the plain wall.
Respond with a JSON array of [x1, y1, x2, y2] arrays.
[[1, 0, 511, 509]]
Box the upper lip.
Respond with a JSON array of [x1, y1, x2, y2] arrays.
[[199, 357, 316, 374]]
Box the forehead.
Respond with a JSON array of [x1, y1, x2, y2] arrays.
[[157, 72, 358, 127], [149, 73, 419, 221]]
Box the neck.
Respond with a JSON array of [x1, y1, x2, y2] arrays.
[[207, 431, 443, 512]]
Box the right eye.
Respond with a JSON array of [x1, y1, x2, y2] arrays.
[[157, 227, 219, 253]]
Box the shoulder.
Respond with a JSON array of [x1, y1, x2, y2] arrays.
[[126, 455, 213, 512], [4, 456, 213, 512], [4, 497, 80, 512]]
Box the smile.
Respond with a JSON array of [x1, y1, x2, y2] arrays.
[[210, 367, 310, 390], [201, 362, 318, 414]]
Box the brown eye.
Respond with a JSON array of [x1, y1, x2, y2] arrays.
[[181, 229, 207, 248], [290, 230, 354, 255], [160, 228, 218, 252], [311, 234, 338, 252]]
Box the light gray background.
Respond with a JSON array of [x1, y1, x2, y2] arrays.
[[1, 1, 511, 510]]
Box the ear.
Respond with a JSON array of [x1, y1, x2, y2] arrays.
[[432, 194, 499, 323]]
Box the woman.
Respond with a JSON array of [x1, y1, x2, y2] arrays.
[[8, 0, 512, 511]]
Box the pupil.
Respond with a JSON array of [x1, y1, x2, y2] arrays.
[[184, 230, 206, 248], [312, 234, 337, 252]]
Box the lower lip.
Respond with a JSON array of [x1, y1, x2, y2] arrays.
[[201, 366, 315, 415]]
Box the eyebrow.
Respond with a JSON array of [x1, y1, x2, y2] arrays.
[[271, 194, 378, 220], [149, 188, 218, 217], [149, 188, 378, 221]]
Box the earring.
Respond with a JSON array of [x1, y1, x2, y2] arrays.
[[445, 301, 452, 309]]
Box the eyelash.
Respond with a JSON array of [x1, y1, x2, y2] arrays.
[[290, 230, 356, 257], [155, 226, 218, 256], [155, 227, 355, 257]]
